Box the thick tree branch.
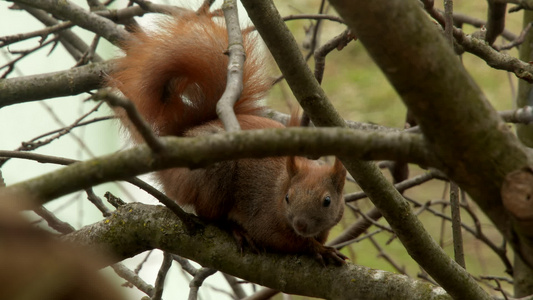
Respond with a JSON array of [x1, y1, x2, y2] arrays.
[[0, 127, 429, 206], [63, 202, 452, 300]]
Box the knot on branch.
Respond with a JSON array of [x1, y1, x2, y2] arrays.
[[515, 68, 533, 83], [502, 166, 533, 236]]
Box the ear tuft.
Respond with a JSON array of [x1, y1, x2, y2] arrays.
[[286, 156, 299, 178], [331, 158, 347, 191]]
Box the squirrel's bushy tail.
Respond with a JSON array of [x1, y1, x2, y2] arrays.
[[109, 9, 270, 137]]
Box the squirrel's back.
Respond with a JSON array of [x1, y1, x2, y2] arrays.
[[110, 9, 271, 137]]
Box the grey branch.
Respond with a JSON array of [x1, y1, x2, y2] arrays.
[[12, 0, 129, 45], [216, 0, 245, 132], [0, 60, 116, 108], [0, 127, 429, 205], [64, 202, 453, 300]]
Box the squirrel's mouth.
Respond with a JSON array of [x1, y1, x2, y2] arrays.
[[292, 219, 322, 237]]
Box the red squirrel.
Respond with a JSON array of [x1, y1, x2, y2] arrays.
[[109, 7, 347, 264]]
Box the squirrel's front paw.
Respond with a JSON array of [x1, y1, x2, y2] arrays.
[[313, 245, 348, 266], [231, 225, 262, 254]]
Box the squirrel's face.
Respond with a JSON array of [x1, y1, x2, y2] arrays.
[[283, 157, 347, 237]]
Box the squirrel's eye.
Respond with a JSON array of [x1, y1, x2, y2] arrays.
[[285, 194, 289, 203], [323, 196, 331, 207]]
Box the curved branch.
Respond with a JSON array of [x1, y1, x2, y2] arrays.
[[64, 202, 453, 300]]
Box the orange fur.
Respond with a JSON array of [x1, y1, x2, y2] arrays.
[[110, 10, 270, 137], [109, 8, 347, 264]]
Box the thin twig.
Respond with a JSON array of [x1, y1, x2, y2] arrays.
[[422, 0, 533, 82], [480, 276, 511, 300], [313, 28, 355, 85], [33, 206, 75, 234], [452, 12, 516, 41], [188, 268, 217, 300], [332, 229, 383, 249], [85, 188, 113, 216], [346, 204, 393, 233], [17, 4, 100, 62], [502, 0, 533, 13], [1, 36, 60, 78], [327, 206, 383, 247], [126, 177, 199, 232], [405, 194, 513, 275], [444, 0, 454, 46], [0, 21, 74, 47], [450, 182, 465, 268], [173, 255, 199, 276], [152, 251, 173, 300], [281, 14, 344, 24], [216, 0, 245, 132], [98, 90, 165, 153], [485, 0, 508, 45], [495, 22, 533, 50], [300, 1, 330, 127], [368, 234, 406, 274], [134, 250, 153, 275], [460, 193, 513, 275], [222, 273, 248, 299], [14, 0, 129, 45], [111, 262, 155, 297], [75, 34, 101, 66], [345, 169, 445, 202]]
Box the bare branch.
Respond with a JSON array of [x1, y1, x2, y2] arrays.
[[444, 0, 454, 46], [216, 0, 245, 132], [12, 0, 129, 45], [111, 262, 155, 297], [85, 188, 112, 216], [0, 59, 116, 108], [485, 0, 507, 45], [153, 252, 173, 300], [423, 2, 533, 82], [188, 268, 217, 300], [17, 4, 103, 62], [0, 127, 429, 205], [344, 169, 446, 202], [0, 21, 74, 47], [450, 182, 465, 268], [33, 205, 75, 234], [98, 90, 165, 153]]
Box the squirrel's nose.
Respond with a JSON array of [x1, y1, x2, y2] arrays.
[[294, 219, 308, 233]]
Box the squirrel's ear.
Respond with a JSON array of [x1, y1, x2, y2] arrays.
[[331, 158, 347, 191], [286, 156, 299, 178]]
